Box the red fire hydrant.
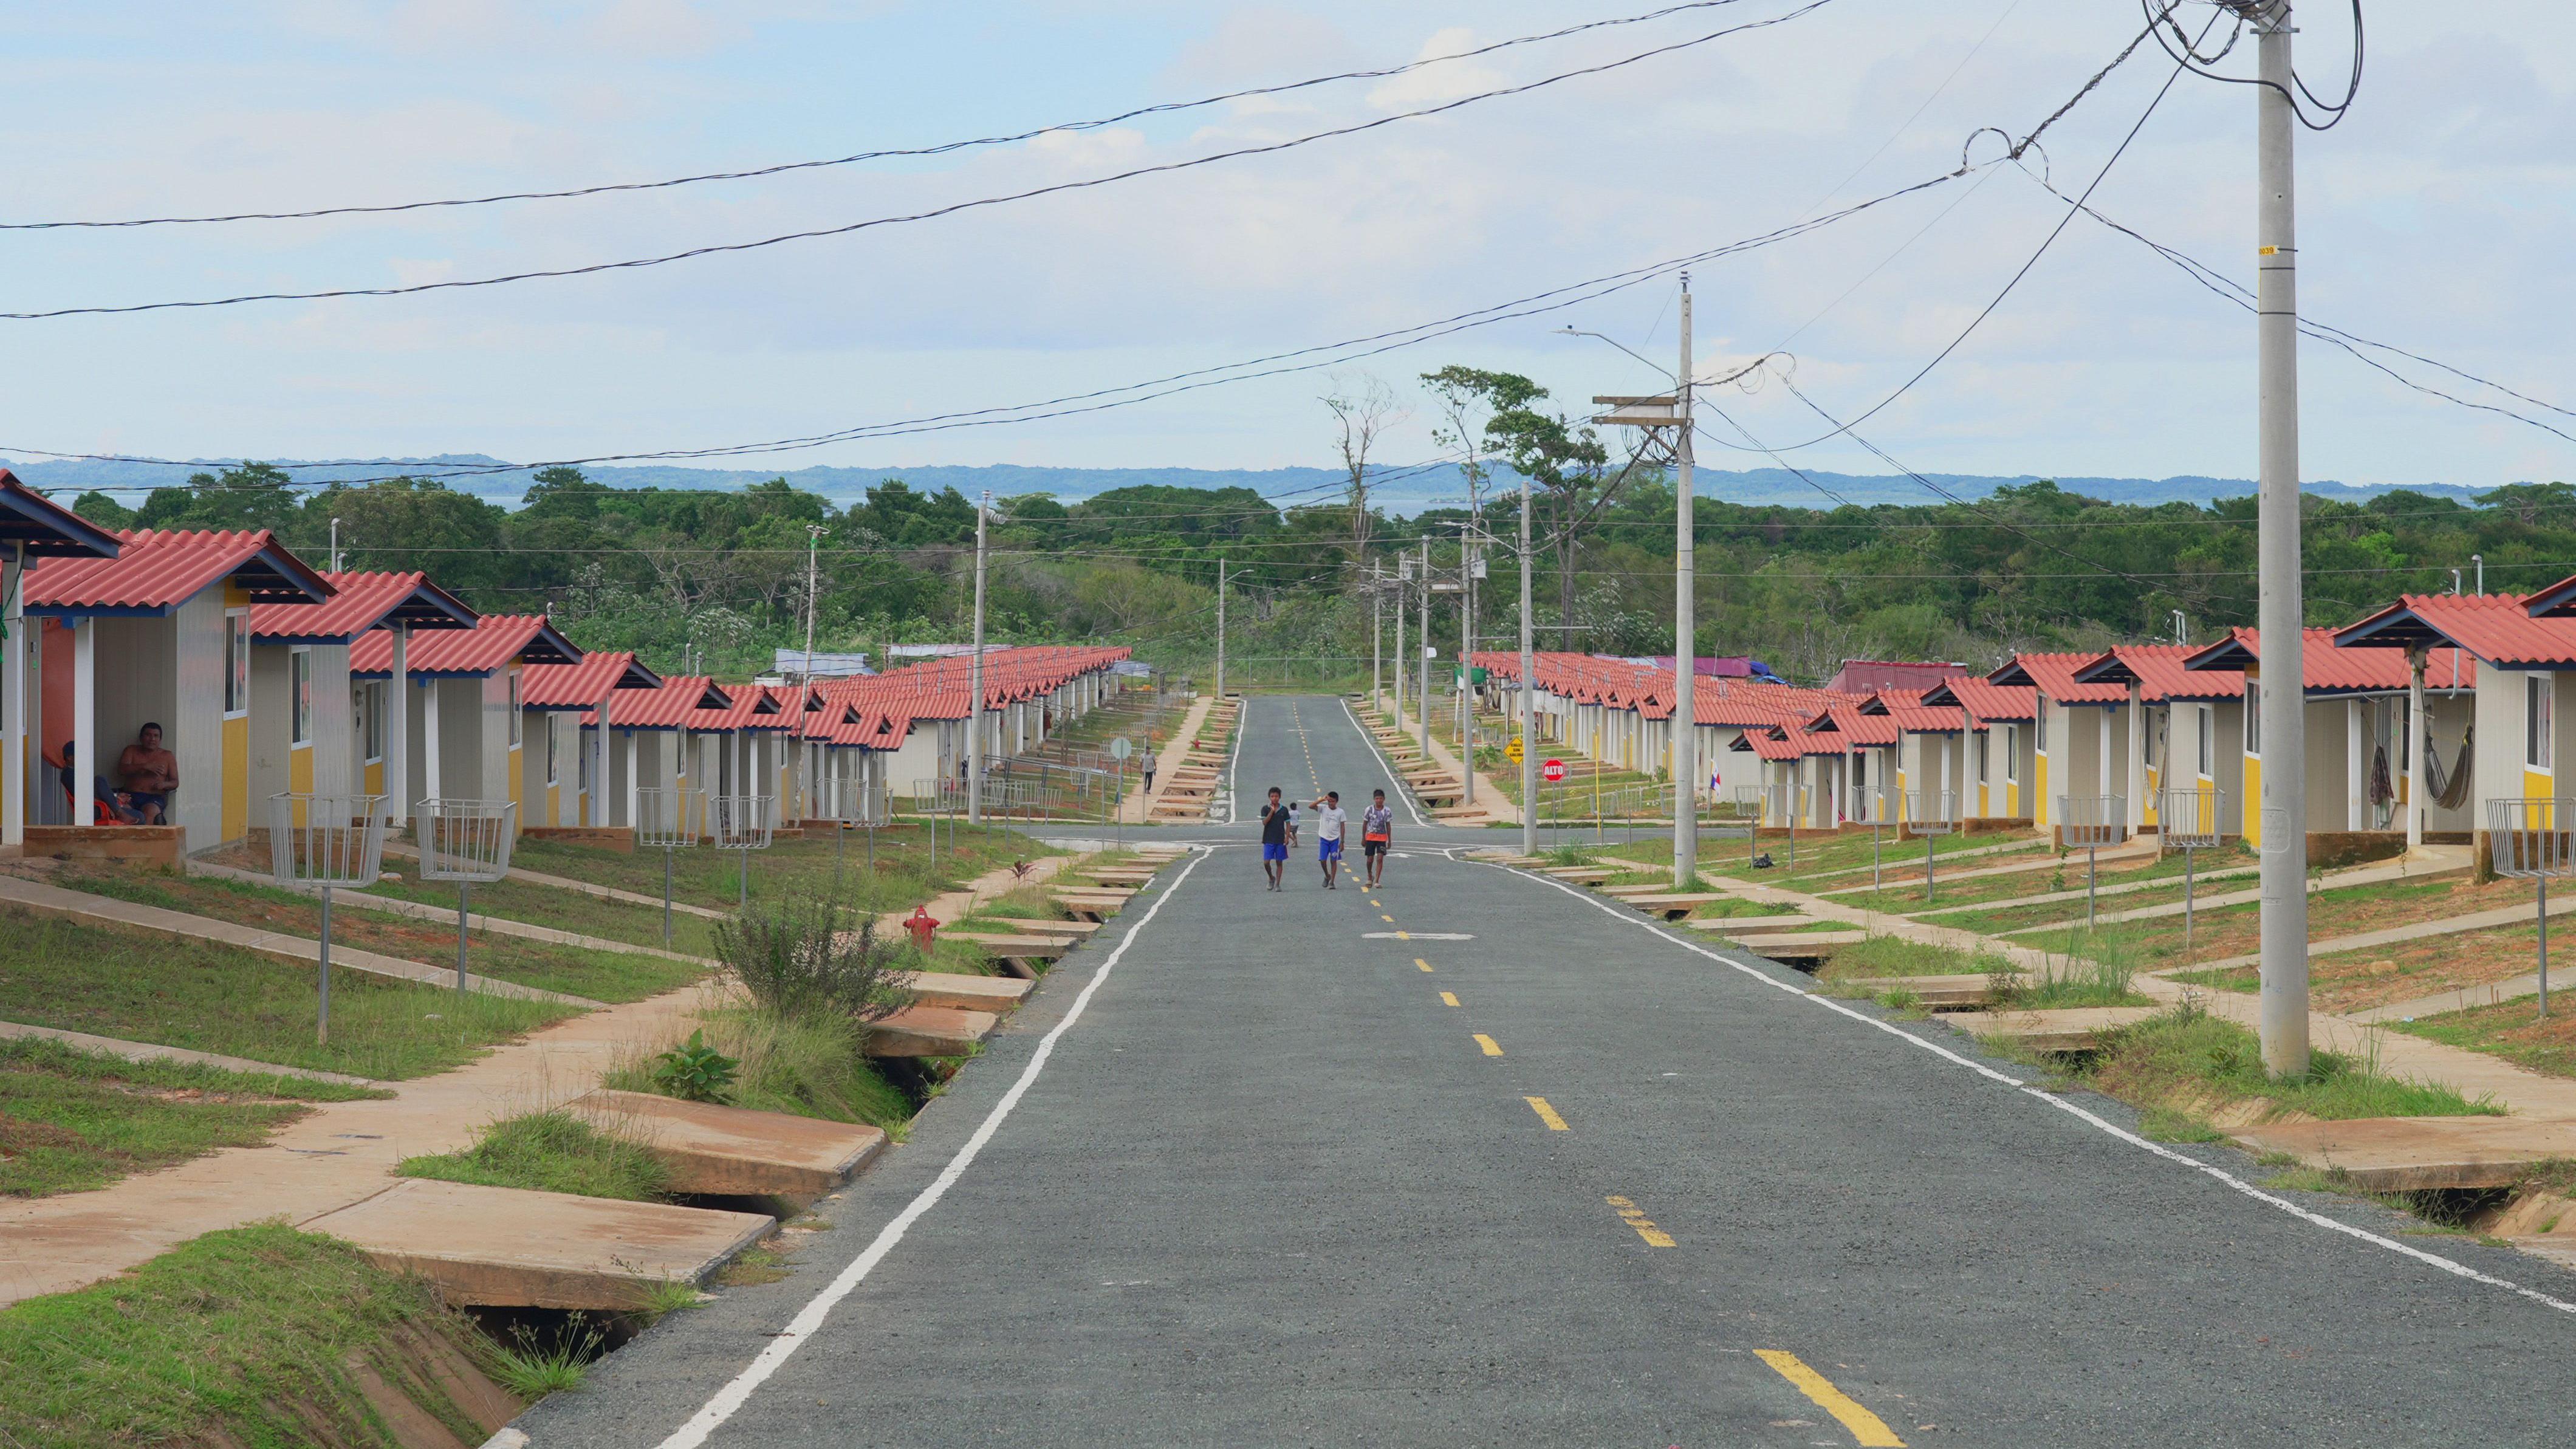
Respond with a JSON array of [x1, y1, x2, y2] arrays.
[[905, 905, 940, 953]]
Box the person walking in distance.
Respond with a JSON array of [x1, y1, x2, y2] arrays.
[[1360, 789, 1394, 889], [1310, 790, 1348, 889], [1257, 786, 1291, 892]]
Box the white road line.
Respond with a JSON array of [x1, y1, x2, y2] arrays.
[[1339, 696, 1430, 828], [654, 848, 1214, 1449], [1223, 694, 1249, 826], [1485, 860, 2576, 1319]]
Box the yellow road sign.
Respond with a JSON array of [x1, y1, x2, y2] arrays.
[[1505, 737, 1524, 764]]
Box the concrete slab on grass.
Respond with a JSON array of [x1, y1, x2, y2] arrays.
[[1955, 1006, 2157, 1052], [574, 1088, 885, 1197], [889, 970, 1034, 1013], [2227, 1116, 2576, 1191], [303, 1178, 773, 1309], [868, 1004, 999, 1057]]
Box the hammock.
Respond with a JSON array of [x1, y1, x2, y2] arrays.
[[2424, 726, 2476, 812], [2368, 744, 2394, 808]]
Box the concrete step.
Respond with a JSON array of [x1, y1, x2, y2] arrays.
[[1684, 914, 1817, 931], [868, 1004, 1000, 1057], [981, 916, 1102, 938], [1543, 867, 1618, 882], [943, 932, 1070, 967], [891, 968, 1035, 1012], [576, 1089, 885, 1198], [303, 1178, 772, 1310], [1838, 973, 1999, 1008], [1623, 893, 1725, 920], [1729, 930, 1872, 957], [1953, 1006, 2159, 1052], [2226, 1117, 2576, 1192]]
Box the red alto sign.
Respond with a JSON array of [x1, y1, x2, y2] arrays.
[[1542, 758, 1567, 783]]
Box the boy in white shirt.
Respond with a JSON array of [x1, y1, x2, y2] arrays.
[[1309, 791, 1348, 889]]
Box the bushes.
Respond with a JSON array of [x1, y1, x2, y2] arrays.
[[605, 1006, 916, 1137], [718, 899, 909, 1024]]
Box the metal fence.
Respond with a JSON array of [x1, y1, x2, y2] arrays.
[[2489, 797, 2576, 1018], [417, 798, 518, 992], [2058, 794, 2127, 928], [2159, 786, 2227, 956]]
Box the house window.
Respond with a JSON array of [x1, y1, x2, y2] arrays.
[[223, 612, 250, 716], [2035, 704, 2049, 752], [2529, 676, 2555, 770], [2199, 704, 2213, 776], [1975, 730, 1990, 783], [2004, 725, 2019, 783], [507, 673, 522, 748], [360, 681, 386, 761], [546, 714, 560, 784], [2244, 680, 2262, 755], [290, 649, 312, 744], [577, 724, 591, 792]]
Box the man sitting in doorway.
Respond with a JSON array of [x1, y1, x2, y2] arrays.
[[117, 722, 177, 825], [59, 742, 146, 825]]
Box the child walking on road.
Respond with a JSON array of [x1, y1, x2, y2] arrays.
[[1311, 791, 1347, 889], [1361, 790, 1393, 889], [1258, 787, 1291, 892]]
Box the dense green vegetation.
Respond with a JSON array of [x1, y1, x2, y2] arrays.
[[71, 385, 2575, 684]]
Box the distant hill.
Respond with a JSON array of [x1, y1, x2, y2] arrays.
[[3, 453, 2511, 514]]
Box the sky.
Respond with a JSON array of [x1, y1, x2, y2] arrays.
[[1, 1, 2569, 503]]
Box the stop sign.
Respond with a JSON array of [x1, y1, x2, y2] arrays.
[[1543, 758, 1566, 783]]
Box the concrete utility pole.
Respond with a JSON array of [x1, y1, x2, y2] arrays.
[[969, 492, 989, 827], [1459, 522, 1475, 807], [1372, 561, 1384, 717], [1214, 557, 1227, 702], [1671, 276, 1698, 891], [1519, 465, 1537, 856], [1417, 537, 1432, 762], [2252, 0, 2309, 1078], [1393, 557, 1407, 728]]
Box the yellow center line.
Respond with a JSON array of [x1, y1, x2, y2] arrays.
[[1380, 913, 1394, 922], [1439, 990, 1460, 1006], [1754, 1351, 1906, 1447], [1524, 1095, 1568, 1131], [1473, 1033, 1504, 1057], [1603, 1194, 1674, 1247], [1416, 958, 1433, 972]]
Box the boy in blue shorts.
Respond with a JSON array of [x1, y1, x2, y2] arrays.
[[1310, 790, 1348, 889], [1257, 786, 1291, 891]]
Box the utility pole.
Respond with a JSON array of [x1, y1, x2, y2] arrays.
[[1519, 464, 1537, 855], [1372, 561, 1384, 717], [2252, 0, 2308, 1078], [969, 492, 989, 827], [1214, 557, 1227, 703], [800, 524, 823, 683], [1671, 276, 1698, 890], [1459, 522, 1475, 807], [1393, 556, 1407, 728], [1417, 537, 1432, 762], [329, 517, 341, 572]]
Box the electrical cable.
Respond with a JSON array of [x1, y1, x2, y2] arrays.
[[0, 0, 1842, 321], [0, 2, 1784, 232]]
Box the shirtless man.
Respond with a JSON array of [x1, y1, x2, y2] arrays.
[[115, 722, 177, 826]]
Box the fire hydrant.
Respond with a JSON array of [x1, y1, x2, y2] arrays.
[[905, 905, 940, 953]]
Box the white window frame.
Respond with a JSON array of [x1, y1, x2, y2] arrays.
[[2244, 680, 2262, 756], [2004, 724, 2019, 783], [2035, 702, 2049, 752], [222, 611, 250, 718], [1975, 729, 1990, 784], [289, 647, 313, 745], [2530, 675, 2555, 771], [2198, 704, 2214, 776], [546, 713, 560, 785], [507, 671, 522, 748]]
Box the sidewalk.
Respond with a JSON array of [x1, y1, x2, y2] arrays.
[[1123, 694, 1214, 823], [0, 851, 1089, 1309]]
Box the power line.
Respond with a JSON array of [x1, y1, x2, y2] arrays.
[[0, 2, 1783, 232], [0, 0, 1841, 321]]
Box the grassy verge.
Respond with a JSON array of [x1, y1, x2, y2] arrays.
[[2026, 1004, 2502, 1142], [0, 907, 580, 1080], [363, 870, 721, 956], [1841, 843, 2256, 917], [0, 1036, 389, 1197], [1815, 934, 2011, 982], [53, 866, 706, 1004], [605, 1005, 918, 1138], [2391, 1001, 2576, 1081], [399, 1109, 673, 1202], [0, 1224, 514, 1449]]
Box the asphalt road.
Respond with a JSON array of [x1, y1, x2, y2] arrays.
[[526, 694, 2576, 1448]]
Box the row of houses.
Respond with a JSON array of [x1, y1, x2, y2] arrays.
[[1470, 584, 2541, 857], [0, 473, 1130, 860]]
